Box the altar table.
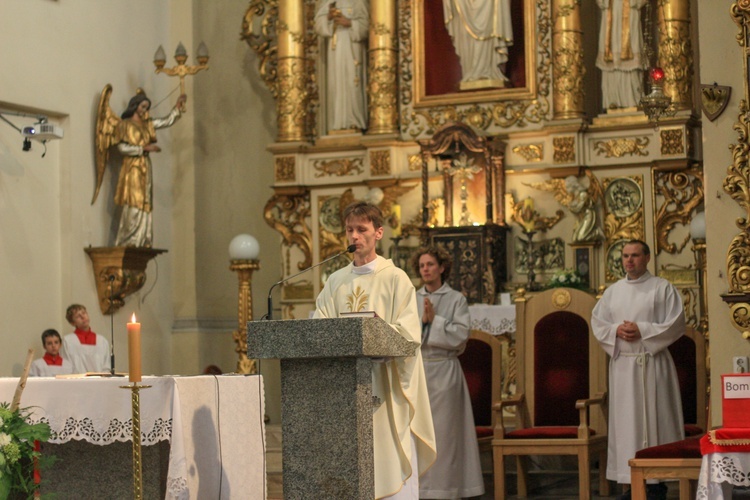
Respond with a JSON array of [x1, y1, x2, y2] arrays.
[[0, 374, 266, 499], [468, 304, 516, 336], [697, 428, 750, 499]]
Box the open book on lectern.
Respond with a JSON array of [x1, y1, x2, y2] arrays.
[[339, 311, 379, 318]]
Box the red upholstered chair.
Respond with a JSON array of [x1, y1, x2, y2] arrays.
[[492, 287, 609, 500], [627, 326, 708, 500], [458, 329, 507, 478]]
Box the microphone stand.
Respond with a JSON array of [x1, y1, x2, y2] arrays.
[[265, 244, 355, 320], [109, 275, 116, 376]]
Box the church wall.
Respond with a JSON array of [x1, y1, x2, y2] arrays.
[[696, 1, 750, 425], [0, 1, 183, 377], [192, 0, 282, 421]]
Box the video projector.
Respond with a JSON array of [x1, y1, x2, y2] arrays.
[[22, 123, 64, 141]]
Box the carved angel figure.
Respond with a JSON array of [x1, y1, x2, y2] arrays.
[[527, 170, 604, 244], [93, 84, 186, 247]]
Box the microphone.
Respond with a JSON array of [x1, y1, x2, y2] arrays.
[[264, 244, 356, 320]]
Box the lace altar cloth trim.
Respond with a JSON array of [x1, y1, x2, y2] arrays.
[[30, 416, 172, 445], [469, 304, 516, 335], [697, 453, 750, 499]]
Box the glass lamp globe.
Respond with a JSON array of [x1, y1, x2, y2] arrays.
[[229, 234, 260, 260], [690, 211, 706, 240]]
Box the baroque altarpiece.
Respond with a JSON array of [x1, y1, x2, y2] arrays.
[[241, 0, 706, 326]]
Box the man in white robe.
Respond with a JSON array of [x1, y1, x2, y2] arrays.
[[314, 0, 369, 131], [314, 202, 436, 499], [591, 240, 684, 499], [443, 0, 513, 88], [62, 304, 110, 374], [596, 0, 646, 109], [413, 247, 484, 499]]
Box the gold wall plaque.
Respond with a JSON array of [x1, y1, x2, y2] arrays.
[[313, 158, 365, 178], [660, 128, 685, 156], [370, 150, 392, 176], [553, 136, 576, 164]]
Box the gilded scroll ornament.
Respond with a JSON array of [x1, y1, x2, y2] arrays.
[[512, 143, 544, 162], [264, 192, 313, 270], [729, 301, 750, 332], [369, 150, 392, 176], [593, 137, 650, 158], [275, 156, 296, 182], [553, 136, 576, 163], [726, 232, 750, 293], [653, 169, 704, 255], [313, 157, 364, 177], [659, 128, 685, 156], [241, 0, 280, 97]]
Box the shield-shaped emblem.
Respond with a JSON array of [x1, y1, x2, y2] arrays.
[[701, 83, 731, 122]]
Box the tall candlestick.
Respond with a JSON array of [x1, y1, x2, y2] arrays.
[[392, 204, 402, 237], [127, 313, 142, 383]]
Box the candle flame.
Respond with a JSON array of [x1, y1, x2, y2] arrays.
[[131, 313, 137, 323]]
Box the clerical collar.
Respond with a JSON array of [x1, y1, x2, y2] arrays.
[[626, 271, 651, 284], [352, 258, 378, 275], [74, 328, 97, 345]]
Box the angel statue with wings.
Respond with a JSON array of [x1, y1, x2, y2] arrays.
[[92, 85, 186, 247], [527, 170, 604, 244]]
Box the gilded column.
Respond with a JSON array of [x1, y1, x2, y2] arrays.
[[367, 0, 398, 134], [551, 0, 584, 120], [277, 0, 308, 141], [657, 0, 693, 111]]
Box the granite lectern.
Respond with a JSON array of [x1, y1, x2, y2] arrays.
[[247, 317, 418, 499]]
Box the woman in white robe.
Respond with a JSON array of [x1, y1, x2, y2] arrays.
[[413, 247, 484, 499]]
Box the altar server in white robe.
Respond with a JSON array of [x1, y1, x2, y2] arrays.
[[591, 240, 684, 495], [30, 329, 74, 377], [62, 304, 110, 374], [314, 202, 436, 499], [314, 0, 369, 131], [413, 246, 484, 499]]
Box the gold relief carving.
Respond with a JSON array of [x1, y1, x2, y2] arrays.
[[512, 143, 544, 162], [275, 156, 296, 182], [660, 128, 685, 156], [276, 19, 306, 44], [678, 286, 700, 328], [241, 0, 280, 98], [317, 192, 352, 263], [593, 137, 650, 158], [729, 301, 750, 332], [370, 22, 391, 38], [408, 154, 422, 171], [653, 169, 704, 255], [602, 176, 645, 281], [657, 1, 694, 110], [313, 157, 364, 177], [552, 0, 585, 119], [553, 136, 576, 163], [659, 267, 698, 285], [369, 150, 392, 176], [277, 57, 310, 142], [726, 232, 750, 294], [398, 0, 552, 137], [264, 192, 313, 270], [368, 48, 399, 134], [551, 288, 572, 309]]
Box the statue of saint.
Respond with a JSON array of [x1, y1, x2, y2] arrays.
[[93, 85, 186, 247], [314, 0, 369, 131], [443, 0, 513, 90], [596, 0, 647, 109]]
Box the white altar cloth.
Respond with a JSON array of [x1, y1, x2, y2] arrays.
[[468, 304, 516, 335], [0, 374, 266, 499]]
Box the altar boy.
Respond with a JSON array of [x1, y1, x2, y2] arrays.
[[30, 329, 74, 377]]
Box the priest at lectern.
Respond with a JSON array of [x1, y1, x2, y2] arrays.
[[314, 201, 437, 499]]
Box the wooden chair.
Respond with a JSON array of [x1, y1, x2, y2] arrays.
[[627, 325, 708, 500], [458, 329, 507, 479], [492, 287, 609, 500]]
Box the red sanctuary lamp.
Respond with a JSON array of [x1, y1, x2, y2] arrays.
[[640, 66, 674, 125]]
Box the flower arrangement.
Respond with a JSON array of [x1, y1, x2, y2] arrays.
[[0, 402, 51, 499], [546, 269, 588, 290]]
